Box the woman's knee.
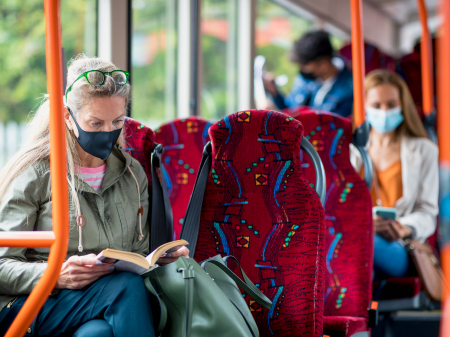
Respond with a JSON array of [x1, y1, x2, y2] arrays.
[[374, 235, 410, 277], [73, 320, 113, 337], [106, 271, 148, 295]]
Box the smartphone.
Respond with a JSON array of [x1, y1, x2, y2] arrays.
[[373, 206, 397, 220]]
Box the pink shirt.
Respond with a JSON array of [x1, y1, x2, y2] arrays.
[[76, 164, 107, 193]]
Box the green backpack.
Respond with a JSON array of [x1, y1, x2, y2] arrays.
[[144, 143, 271, 337], [143, 255, 271, 337]]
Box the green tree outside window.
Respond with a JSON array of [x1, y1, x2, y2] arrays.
[[0, 0, 97, 123]]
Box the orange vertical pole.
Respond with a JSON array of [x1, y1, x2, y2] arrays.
[[417, 0, 435, 116], [4, 0, 69, 336], [350, 0, 366, 127], [438, 0, 450, 336], [438, 0, 450, 166]]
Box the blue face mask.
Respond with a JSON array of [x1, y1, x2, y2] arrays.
[[366, 106, 404, 134]]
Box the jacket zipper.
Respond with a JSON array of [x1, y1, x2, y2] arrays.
[[6, 297, 18, 309]]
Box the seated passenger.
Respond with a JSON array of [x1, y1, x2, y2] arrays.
[[263, 30, 354, 117], [351, 69, 438, 278], [0, 54, 188, 337]]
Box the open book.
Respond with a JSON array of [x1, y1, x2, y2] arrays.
[[97, 239, 188, 274]]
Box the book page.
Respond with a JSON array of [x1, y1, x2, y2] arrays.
[[113, 260, 148, 274], [146, 240, 188, 266], [97, 240, 188, 273]]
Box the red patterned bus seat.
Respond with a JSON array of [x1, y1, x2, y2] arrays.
[[398, 52, 424, 119], [323, 316, 369, 337], [373, 277, 422, 301], [193, 110, 326, 336], [121, 116, 156, 219], [155, 117, 212, 239], [398, 38, 437, 121], [339, 42, 396, 74], [372, 276, 427, 313], [290, 109, 373, 337], [122, 117, 155, 187]]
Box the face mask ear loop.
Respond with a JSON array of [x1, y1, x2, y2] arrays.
[[127, 166, 144, 241], [67, 178, 85, 252]]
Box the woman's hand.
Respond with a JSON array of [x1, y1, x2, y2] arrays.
[[262, 73, 278, 97], [374, 216, 411, 241], [389, 220, 412, 239], [55, 254, 114, 290], [157, 246, 190, 266], [374, 216, 398, 241]]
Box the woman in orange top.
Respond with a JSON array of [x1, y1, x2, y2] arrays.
[[352, 69, 439, 277]]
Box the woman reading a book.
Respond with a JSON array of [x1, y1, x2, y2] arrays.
[[0, 54, 189, 337]]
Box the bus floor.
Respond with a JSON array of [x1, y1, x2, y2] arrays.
[[372, 309, 441, 337]]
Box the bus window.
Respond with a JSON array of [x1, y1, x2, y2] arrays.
[[200, 0, 238, 120], [131, 0, 178, 129], [255, 0, 345, 111], [0, 0, 97, 170], [256, 0, 312, 99]]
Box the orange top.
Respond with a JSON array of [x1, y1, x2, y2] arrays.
[[371, 161, 403, 208]]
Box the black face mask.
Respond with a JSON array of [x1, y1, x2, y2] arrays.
[[68, 107, 122, 161], [300, 70, 318, 81]]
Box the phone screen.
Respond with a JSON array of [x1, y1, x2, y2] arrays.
[[375, 210, 396, 220]]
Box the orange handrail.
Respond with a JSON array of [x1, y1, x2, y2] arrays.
[[417, 0, 435, 116], [2, 0, 69, 336], [0, 232, 55, 248], [350, 0, 366, 127], [438, 0, 450, 336]]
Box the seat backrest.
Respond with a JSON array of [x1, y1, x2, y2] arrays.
[[121, 117, 156, 206], [398, 52, 424, 118], [290, 109, 373, 319], [155, 117, 212, 239], [193, 110, 326, 337], [340, 42, 395, 74]]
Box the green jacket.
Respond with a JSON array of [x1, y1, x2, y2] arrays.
[[0, 146, 150, 312]]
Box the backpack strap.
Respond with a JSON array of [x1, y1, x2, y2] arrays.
[[150, 143, 174, 252], [201, 256, 272, 309], [180, 142, 212, 257], [144, 277, 168, 333]]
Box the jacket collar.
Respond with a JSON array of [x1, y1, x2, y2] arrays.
[[324, 66, 352, 99], [335, 66, 352, 85], [103, 145, 133, 191], [74, 145, 133, 194], [395, 136, 421, 209]]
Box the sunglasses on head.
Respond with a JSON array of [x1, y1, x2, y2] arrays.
[[65, 70, 130, 102]]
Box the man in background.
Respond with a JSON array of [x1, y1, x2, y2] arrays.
[[263, 30, 354, 117]]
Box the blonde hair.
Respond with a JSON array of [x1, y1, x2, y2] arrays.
[[0, 54, 131, 210], [365, 69, 428, 139]]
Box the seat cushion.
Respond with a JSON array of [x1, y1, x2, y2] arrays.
[[373, 277, 422, 300], [155, 117, 212, 239], [292, 110, 373, 319], [323, 316, 368, 337], [193, 110, 326, 337]]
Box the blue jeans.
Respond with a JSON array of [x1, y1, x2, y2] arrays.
[[374, 234, 410, 278], [0, 272, 155, 337]]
